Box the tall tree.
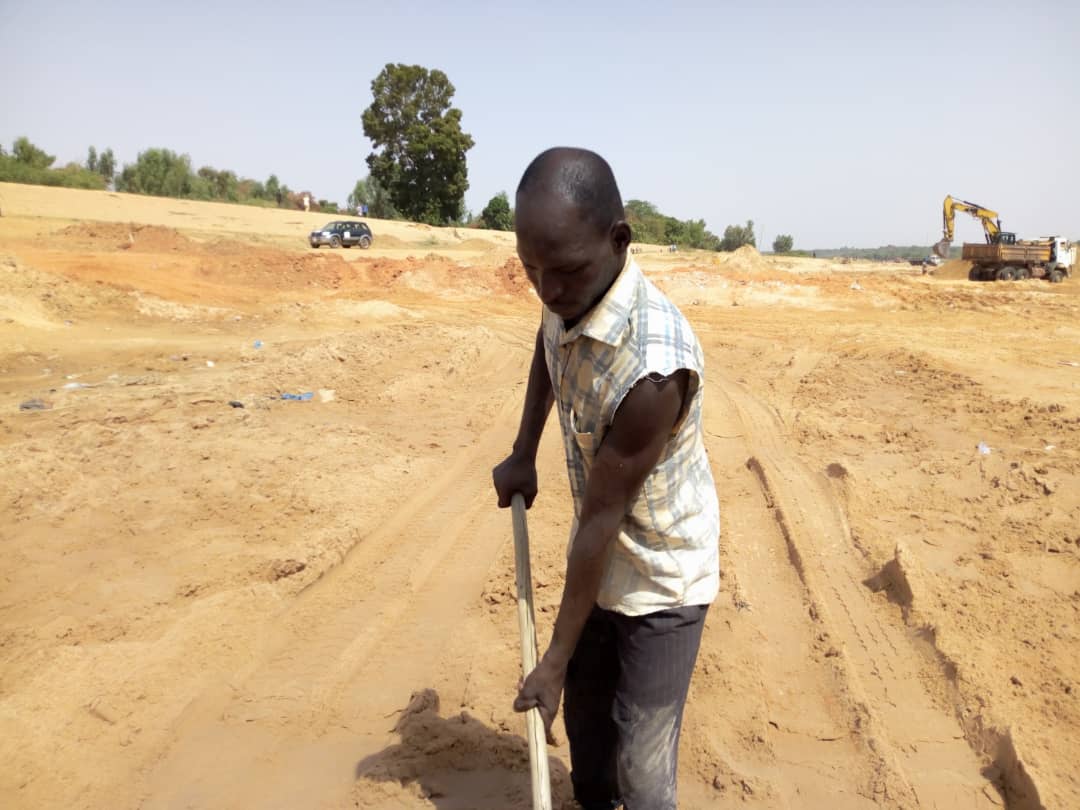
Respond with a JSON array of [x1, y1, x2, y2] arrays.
[[12, 137, 55, 169], [86, 146, 98, 173], [97, 148, 116, 186], [480, 191, 513, 231], [349, 174, 398, 218], [196, 166, 240, 201], [719, 220, 756, 251], [362, 64, 474, 225], [115, 148, 194, 197], [772, 234, 794, 254]]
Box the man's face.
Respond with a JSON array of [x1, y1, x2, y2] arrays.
[[515, 194, 627, 322]]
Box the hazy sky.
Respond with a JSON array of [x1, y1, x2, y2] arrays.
[[2, 0, 1077, 247]]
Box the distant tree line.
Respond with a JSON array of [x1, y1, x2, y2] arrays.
[[0, 136, 112, 190], [114, 148, 335, 211], [811, 245, 957, 260], [4, 130, 809, 250], [0, 136, 349, 213], [623, 202, 771, 253], [625, 200, 722, 250]]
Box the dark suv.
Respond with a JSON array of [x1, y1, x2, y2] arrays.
[[309, 220, 373, 249]]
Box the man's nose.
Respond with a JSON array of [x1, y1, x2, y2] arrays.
[[537, 273, 562, 305]]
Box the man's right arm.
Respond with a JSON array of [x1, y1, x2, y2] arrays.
[[493, 326, 554, 508]]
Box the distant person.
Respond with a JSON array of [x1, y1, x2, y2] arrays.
[[361, 204, 369, 217], [493, 147, 719, 810], [303, 194, 310, 212]]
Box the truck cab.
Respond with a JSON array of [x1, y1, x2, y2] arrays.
[[1049, 237, 1075, 273]]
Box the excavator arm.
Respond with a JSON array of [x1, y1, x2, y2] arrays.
[[933, 195, 1004, 258]]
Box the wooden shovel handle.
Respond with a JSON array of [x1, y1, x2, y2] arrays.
[[511, 493, 553, 810]]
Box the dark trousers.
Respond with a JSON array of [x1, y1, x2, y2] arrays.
[[563, 604, 708, 810]]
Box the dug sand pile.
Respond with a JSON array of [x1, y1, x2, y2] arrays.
[[57, 222, 197, 252], [933, 258, 973, 280], [719, 244, 771, 273]]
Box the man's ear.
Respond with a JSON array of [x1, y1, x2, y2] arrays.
[[611, 220, 632, 253]]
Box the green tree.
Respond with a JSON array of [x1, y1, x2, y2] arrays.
[[244, 179, 266, 200], [663, 216, 687, 245], [682, 218, 721, 251], [12, 136, 55, 169], [362, 63, 475, 225], [97, 148, 116, 185], [196, 166, 240, 201], [480, 191, 513, 231], [86, 146, 98, 173], [719, 220, 756, 251], [348, 174, 399, 218], [265, 174, 282, 205], [0, 152, 104, 189], [625, 199, 664, 245], [772, 234, 794, 253], [624, 199, 722, 249], [115, 148, 195, 197]]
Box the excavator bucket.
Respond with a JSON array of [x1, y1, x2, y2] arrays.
[[933, 238, 951, 259]]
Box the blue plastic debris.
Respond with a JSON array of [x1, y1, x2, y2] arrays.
[[281, 392, 314, 401]]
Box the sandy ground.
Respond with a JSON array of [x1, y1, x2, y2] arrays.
[[1, 182, 1078, 810]]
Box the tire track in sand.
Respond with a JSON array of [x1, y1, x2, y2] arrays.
[[714, 374, 1001, 809], [139, 347, 528, 810], [681, 389, 881, 808]]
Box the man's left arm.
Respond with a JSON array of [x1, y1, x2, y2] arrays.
[[513, 369, 690, 739]]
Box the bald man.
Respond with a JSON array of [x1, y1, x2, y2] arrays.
[[493, 148, 720, 809]]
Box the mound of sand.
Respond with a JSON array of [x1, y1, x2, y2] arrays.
[[495, 257, 530, 295], [57, 222, 197, 253], [369, 233, 406, 248], [335, 299, 415, 320], [933, 259, 973, 280], [719, 244, 771, 273], [353, 689, 572, 808], [451, 237, 497, 251]]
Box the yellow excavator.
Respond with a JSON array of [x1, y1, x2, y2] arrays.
[[933, 196, 1015, 260], [932, 194, 1074, 282], [932, 195, 1015, 258]]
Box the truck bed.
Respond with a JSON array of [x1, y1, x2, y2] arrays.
[[963, 241, 1052, 264]]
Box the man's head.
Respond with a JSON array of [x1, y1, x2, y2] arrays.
[[515, 147, 631, 323]]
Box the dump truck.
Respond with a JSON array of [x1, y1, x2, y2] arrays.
[[933, 195, 1074, 282], [964, 238, 1074, 282]]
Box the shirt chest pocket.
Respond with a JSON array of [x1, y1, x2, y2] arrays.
[[570, 408, 604, 463]]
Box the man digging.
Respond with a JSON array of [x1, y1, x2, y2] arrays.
[[493, 147, 720, 810]]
